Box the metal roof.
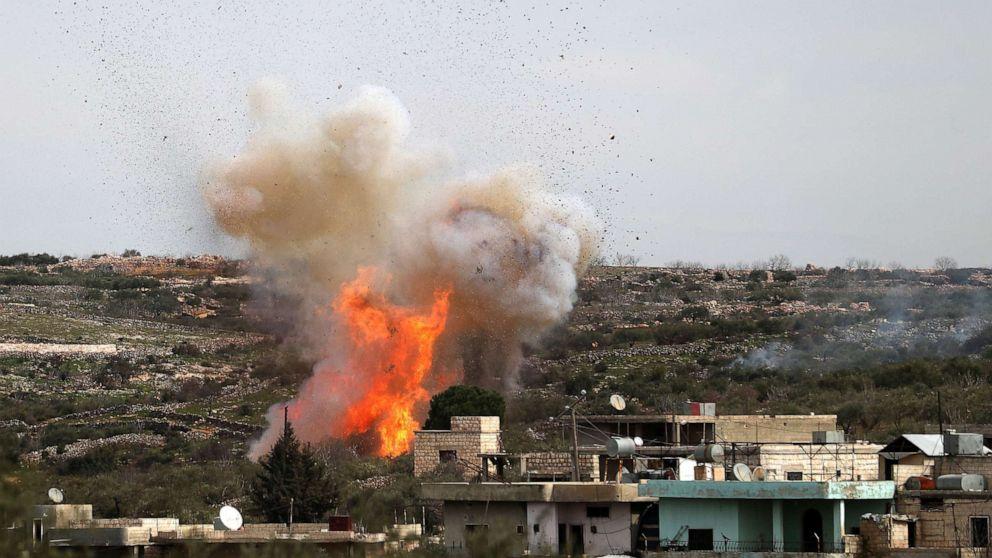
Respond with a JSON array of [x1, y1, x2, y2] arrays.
[[879, 434, 992, 457]]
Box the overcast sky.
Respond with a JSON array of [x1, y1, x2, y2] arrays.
[[1, 1, 989, 267]]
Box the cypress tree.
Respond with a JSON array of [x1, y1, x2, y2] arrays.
[[250, 407, 335, 523]]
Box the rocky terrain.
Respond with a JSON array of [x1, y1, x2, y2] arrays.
[[1, 254, 991, 521]]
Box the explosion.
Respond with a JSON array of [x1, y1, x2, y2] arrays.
[[204, 82, 600, 460], [333, 267, 451, 456]]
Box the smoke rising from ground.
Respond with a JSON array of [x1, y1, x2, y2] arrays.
[[203, 82, 600, 459]]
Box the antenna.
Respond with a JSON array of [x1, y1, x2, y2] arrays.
[[216, 506, 243, 531], [47, 488, 64, 504], [609, 394, 626, 412]]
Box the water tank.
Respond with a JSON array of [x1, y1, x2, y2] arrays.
[[944, 433, 985, 456], [693, 444, 725, 463], [813, 430, 846, 444], [936, 474, 986, 491], [606, 437, 637, 458], [904, 476, 936, 491]]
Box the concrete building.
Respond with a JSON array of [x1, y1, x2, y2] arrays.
[[878, 434, 991, 486], [637, 480, 895, 553], [582, 413, 838, 446], [420, 482, 651, 556], [860, 433, 992, 556], [29, 503, 390, 554], [413, 416, 501, 479], [731, 441, 883, 481]]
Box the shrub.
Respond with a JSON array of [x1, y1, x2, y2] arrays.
[[423, 385, 506, 429]]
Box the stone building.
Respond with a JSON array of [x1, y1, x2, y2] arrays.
[[413, 416, 502, 479], [581, 412, 838, 446], [732, 441, 883, 481]]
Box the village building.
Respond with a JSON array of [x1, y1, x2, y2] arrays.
[[860, 432, 992, 556], [581, 409, 837, 446], [420, 481, 649, 556], [638, 479, 894, 553], [412, 416, 502, 479], [422, 479, 895, 556]]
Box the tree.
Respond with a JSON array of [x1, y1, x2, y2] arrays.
[[934, 256, 957, 271], [250, 409, 335, 523], [423, 385, 505, 430], [613, 253, 641, 267], [766, 254, 792, 271], [121, 249, 141, 258]]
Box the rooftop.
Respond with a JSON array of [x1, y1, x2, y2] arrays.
[[637, 480, 896, 500], [420, 482, 651, 503]]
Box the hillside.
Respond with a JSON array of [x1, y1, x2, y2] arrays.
[[1, 254, 991, 523]]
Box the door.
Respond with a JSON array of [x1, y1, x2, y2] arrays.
[[688, 528, 714, 551], [802, 509, 824, 552], [558, 523, 567, 556], [570, 524, 585, 555], [971, 516, 989, 547]]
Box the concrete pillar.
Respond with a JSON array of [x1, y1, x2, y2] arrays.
[[772, 500, 784, 549], [833, 500, 845, 551]]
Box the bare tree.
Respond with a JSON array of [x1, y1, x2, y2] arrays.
[[934, 256, 958, 271], [613, 253, 641, 267], [766, 254, 792, 271], [589, 254, 608, 267], [845, 257, 880, 270]]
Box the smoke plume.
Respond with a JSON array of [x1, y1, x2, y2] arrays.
[[203, 82, 600, 459]]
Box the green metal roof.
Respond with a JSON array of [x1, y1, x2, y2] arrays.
[[637, 480, 895, 500]]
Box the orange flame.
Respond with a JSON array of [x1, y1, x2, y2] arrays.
[[331, 267, 451, 456]]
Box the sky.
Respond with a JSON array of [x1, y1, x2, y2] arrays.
[[1, 1, 989, 267]]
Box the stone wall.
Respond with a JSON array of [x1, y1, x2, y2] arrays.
[[755, 443, 882, 481], [413, 416, 502, 479], [897, 496, 992, 549], [520, 452, 599, 481], [860, 515, 911, 553], [715, 415, 838, 444]]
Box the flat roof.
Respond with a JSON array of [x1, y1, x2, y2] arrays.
[[420, 482, 652, 503], [637, 480, 895, 500], [582, 414, 837, 424]]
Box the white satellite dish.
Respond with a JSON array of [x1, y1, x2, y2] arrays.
[[633, 436, 644, 447], [609, 394, 626, 411], [217, 506, 243, 531], [48, 488, 64, 504]]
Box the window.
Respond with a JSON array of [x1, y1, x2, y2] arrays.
[[971, 517, 990, 548], [516, 525, 525, 535], [921, 498, 945, 511], [587, 506, 610, 518], [439, 450, 457, 463], [688, 529, 714, 551], [533, 524, 540, 534], [787, 471, 804, 481], [465, 524, 488, 533]]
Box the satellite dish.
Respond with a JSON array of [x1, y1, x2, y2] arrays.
[[732, 463, 753, 482], [218, 506, 243, 531], [47, 488, 64, 504], [609, 394, 626, 411], [633, 436, 644, 447], [752, 466, 766, 481]]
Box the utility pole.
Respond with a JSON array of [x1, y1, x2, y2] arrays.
[[571, 405, 581, 481], [937, 391, 944, 435], [289, 497, 294, 534], [569, 390, 586, 482]]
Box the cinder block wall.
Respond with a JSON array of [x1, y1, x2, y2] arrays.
[[715, 415, 838, 443], [756, 443, 882, 481], [414, 416, 501, 479], [520, 452, 599, 480]]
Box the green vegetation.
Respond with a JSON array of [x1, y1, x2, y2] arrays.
[[250, 416, 335, 523], [423, 385, 505, 430]]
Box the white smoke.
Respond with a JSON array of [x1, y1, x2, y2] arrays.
[[203, 82, 600, 458]]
